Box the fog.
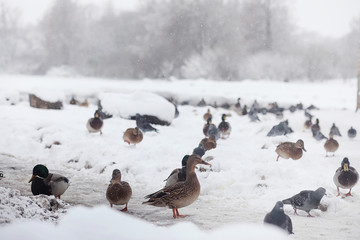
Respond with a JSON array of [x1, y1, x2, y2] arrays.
[[0, 0, 359, 80]]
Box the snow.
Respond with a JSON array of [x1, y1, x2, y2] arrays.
[[0, 74, 360, 239]]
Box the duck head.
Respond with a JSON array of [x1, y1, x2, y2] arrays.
[[111, 169, 122, 182], [94, 110, 100, 118], [295, 139, 306, 151], [207, 117, 212, 125], [341, 157, 350, 171], [187, 155, 211, 171], [29, 164, 49, 183], [221, 114, 227, 121], [181, 155, 190, 168]]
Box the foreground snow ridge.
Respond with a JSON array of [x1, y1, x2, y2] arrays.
[[0, 206, 288, 240]]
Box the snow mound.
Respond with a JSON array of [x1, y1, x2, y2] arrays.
[[99, 91, 175, 123], [0, 206, 288, 240], [0, 187, 70, 224]]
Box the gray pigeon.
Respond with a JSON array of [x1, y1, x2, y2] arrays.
[[264, 201, 293, 234], [192, 143, 206, 157], [330, 123, 341, 137], [135, 113, 158, 133], [282, 187, 326, 217], [347, 127, 357, 139], [313, 130, 328, 141], [207, 124, 220, 141], [267, 120, 293, 137], [304, 110, 313, 119]]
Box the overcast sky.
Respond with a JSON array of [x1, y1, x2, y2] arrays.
[[2, 0, 360, 38]]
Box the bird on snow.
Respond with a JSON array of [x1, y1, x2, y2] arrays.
[[313, 130, 328, 141], [203, 109, 212, 121], [324, 133, 339, 157], [248, 106, 260, 122], [264, 201, 293, 234], [207, 123, 220, 141], [123, 127, 143, 145], [192, 143, 206, 157], [275, 139, 306, 161], [329, 123, 341, 137], [311, 118, 320, 134], [267, 120, 293, 137], [164, 155, 189, 187], [135, 113, 158, 133], [333, 157, 358, 197], [29, 164, 69, 199], [143, 155, 211, 219], [199, 136, 217, 151], [106, 169, 132, 211], [347, 127, 357, 139], [87, 110, 104, 134], [203, 117, 213, 137], [218, 114, 231, 139], [282, 187, 326, 217]]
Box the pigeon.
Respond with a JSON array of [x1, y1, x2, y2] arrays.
[[207, 123, 220, 141], [282, 187, 326, 217], [329, 123, 341, 137], [304, 110, 313, 119], [248, 107, 261, 122], [313, 130, 328, 141], [135, 113, 158, 133], [306, 104, 319, 110], [347, 127, 357, 139], [311, 118, 320, 135], [264, 201, 294, 234], [289, 105, 296, 113], [267, 120, 293, 137], [192, 143, 206, 157]]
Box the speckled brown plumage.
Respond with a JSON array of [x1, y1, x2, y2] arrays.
[[123, 127, 143, 145], [275, 139, 306, 161]]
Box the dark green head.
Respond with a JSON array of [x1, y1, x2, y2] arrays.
[[29, 164, 49, 183], [221, 114, 227, 121], [207, 117, 212, 124], [341, 157, 350, 171], [181, 155, 190, 167]]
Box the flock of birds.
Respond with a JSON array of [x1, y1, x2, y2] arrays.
[[23, 98, 359, 235]]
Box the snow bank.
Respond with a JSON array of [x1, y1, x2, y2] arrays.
[[0, 206, 288, 240], [99, 91, 175, 123]]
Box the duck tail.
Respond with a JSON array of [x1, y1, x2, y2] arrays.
[[282, 198, 292, 205]]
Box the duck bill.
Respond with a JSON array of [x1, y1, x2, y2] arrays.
[[200, 160, 211, 167], [28, 175, 35, 183], [303, 147, 307, 152], [344, 163, 349, 171]]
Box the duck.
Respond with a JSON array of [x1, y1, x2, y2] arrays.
[[164, 155, 189, 187], [203, 109, 212, 121], [106, 169, 132, 211], [143, 155, 211, 218], [333, 157, 359, 197], [218, 114, 231, 139], [304, 118, 312, 129], [329, 123, 341, 137], [200, 136, 217, 151], [28, 164, 69, 199], [136, 113, 158, 133], [324, 133, 339, 157], [231, 98, 242, 115], [282, 187, 326, 217], [123, 127, 143, 145], [87, 110, 103, 134], [347, 127, 357, 139], [275, 139, 306, 161]]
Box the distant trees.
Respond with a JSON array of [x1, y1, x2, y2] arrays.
[[0, 0, 358, 80]]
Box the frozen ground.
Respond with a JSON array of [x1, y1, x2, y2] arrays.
[[0, 75, 359, 239]]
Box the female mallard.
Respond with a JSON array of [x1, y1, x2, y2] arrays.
[[218, 114, 231, 139], [275, 139, 306, 161], [333, 157, 359, 197], [143, 155, 211, 218], [324, 133, 339, 157], [203, 109, 212, 121], [123, 127, 143, 145], [200, 135, 217, 151], [28, 164, 70, 199], [87, 110, 103, 134], [164, 155, 189, 187], [106, 169, 132, 211]]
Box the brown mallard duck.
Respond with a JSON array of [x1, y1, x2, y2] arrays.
[[275, 139, 306, 161], [123, 127, 143, 145], [203, 109, 212, 121], [218, 114, 231, 139], [106, 169, 132, 211], [143, 155, 211, 218], [200, 135, 217, 151], [87, 110, 103, 134], [333, 157, 359, 197], [29, 164, 70, 199], [324, 133, 339, 157]]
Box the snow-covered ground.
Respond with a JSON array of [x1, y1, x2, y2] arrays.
[[0, 75, 359, 239]]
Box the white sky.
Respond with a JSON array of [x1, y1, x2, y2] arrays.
[[1, 0, 360, 38]]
